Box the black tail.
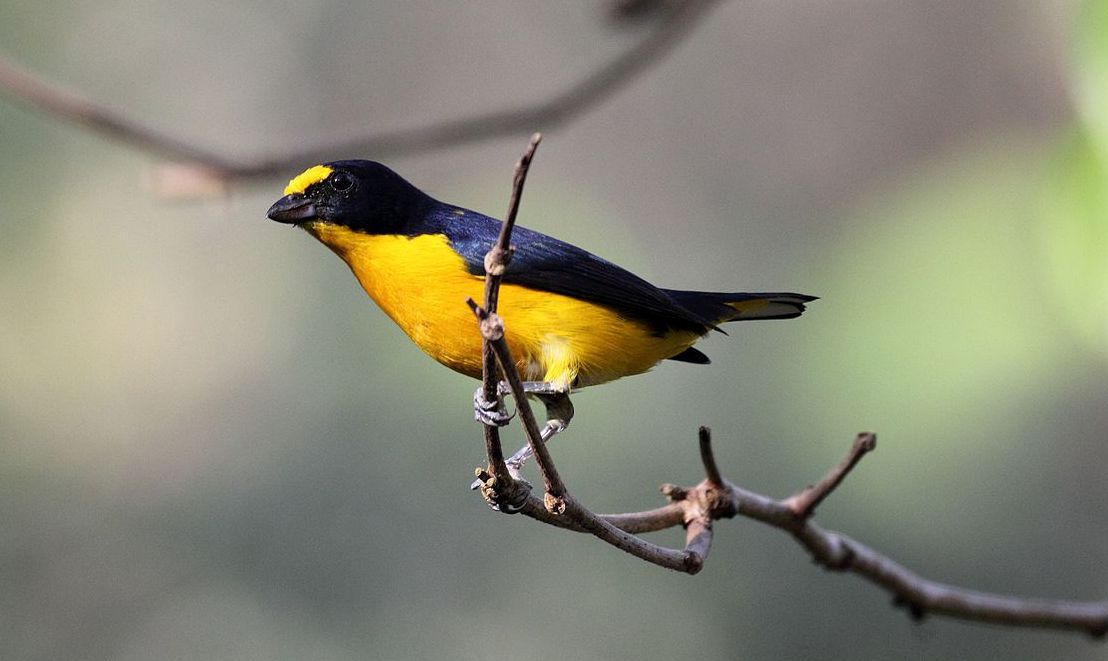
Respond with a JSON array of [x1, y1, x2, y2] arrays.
[[663, 290, 817, 324]]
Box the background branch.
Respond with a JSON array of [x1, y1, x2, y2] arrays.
[[0, 0, 718, 189]]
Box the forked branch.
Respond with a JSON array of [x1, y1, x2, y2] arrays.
[[468, 137, 1108, 637]]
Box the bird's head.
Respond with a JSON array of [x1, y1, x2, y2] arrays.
[[266, 160, 430, 235]]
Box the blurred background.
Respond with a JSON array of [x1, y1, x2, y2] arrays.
[[1, 1, 1107, 659]]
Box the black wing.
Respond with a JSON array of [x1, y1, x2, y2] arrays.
[[424, 205, 712, 334]]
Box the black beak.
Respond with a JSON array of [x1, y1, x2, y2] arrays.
[[267, 194, 318, 224]]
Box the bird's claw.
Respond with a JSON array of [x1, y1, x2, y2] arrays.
[[473, 387, 513, 427]]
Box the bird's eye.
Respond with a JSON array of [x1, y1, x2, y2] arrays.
[[330, 172, 355, 192]]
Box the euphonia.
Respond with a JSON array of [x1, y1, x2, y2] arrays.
[[267, 161, 815, 470]]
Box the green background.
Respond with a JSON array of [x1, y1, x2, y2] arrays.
[[1, 2, 1106, 659]]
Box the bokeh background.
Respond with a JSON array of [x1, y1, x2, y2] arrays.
[[2, 1, 1107, 659]]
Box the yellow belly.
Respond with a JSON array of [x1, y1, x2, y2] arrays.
[[305, 222, 700, 390]]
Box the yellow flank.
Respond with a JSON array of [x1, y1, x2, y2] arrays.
[[302, 222, 703, 390], [284, 165, 333, 195]]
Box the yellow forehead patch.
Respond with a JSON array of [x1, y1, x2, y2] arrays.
[[283, 165, 333, 195]]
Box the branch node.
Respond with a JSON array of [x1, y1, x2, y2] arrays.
[[701, 483, 737, 520], [544, 492, 567, 515], [474, 466, 531, 513], [660, 483, 687, 501], [480, 313, 505, 342], [814, 534, 856, 571], [893, 595, 928, 622], [483, 246, 512, 276]]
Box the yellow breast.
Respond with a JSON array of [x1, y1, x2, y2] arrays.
[[303, 222, 700, 390]]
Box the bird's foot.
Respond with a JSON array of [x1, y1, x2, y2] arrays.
[[473, 387, 513, 427], [500, 416, 569, 473]]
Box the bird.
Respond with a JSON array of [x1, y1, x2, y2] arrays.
[[267, 160, 815, 473]]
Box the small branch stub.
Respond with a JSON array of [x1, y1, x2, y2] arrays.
[[480, 313, 505, 342], [473, 467, 530, 513], [784, 432, 876, 519], [544, 492, 567, 515], [698, 426, 724, 487], [483, 246, 511, 276]]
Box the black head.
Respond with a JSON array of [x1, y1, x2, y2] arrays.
[[266, 160, 432, 235]]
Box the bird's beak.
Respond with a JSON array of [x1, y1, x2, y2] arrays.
[[267, 193, 318, 224]]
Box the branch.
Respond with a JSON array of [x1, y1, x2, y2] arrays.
[[469, 136, 726, 572], [468, 134, 543, 508], [0, 0, 719, 192], [522, 423, 1108, 635], [466, 137, 1108, 636], [783, 431, 876, 518], [723, 440, 1108, 637], [468, 134, 557, 512]]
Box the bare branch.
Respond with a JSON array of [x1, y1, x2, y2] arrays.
[[0, 0, 718, 188], [0, 57, 241, 172], [545, 428, 1108, 635], [468, 137, 1108, 629], [484, 132, 542, 316], [470, 134, 573, 508], [783, 431, 877, 518], [482, 310, 568, 502], [725, 464, 1108, 637], [469, 134, 543, 506], [698, 425, 724, 487], [468, 136, 719, 571], [13, 0, 1098, 639], [598, 503, 685, 535]]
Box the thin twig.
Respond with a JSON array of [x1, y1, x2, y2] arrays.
[[479, 321, 721, 569], [470, 134, 572, 507], [682, 519, 713, 573], [0, 57, 242, 173], [783, 431, 877, 518], [471, 134, 542, 499], [476, 308, 568, 502], [463, 141, 1105, 629], [484, 132, 542, 316], [547, 430, 1108, 636], [469, 136, 718, 570], [598, 504, 686, 534], [560, 494, 696, 572], [727, 474, 1108, 637], [469, 133, 566, 504], [464, 131, 1107, 638], [0, 0, 719, 188], [698, 425, 724, 487]]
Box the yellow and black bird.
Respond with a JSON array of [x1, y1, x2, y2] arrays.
[[267, 161, 815, 469]]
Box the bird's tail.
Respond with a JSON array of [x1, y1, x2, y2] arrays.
[[663, 290, 817, 325]]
